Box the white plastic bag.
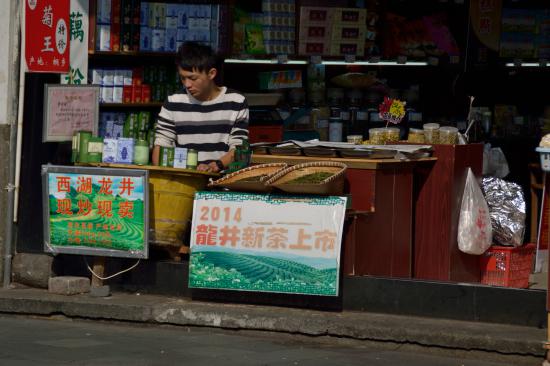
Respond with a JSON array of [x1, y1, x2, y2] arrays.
[[458, 168, 493, 255], [482, 144, 510, 178]]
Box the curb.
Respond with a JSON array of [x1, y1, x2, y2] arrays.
[[0, 288, 545, 357]]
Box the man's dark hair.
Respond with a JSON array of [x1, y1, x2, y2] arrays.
[[175, 42, 219, 73]]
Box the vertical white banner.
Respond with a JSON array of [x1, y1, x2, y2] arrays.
[[61, 0, 89, 84]]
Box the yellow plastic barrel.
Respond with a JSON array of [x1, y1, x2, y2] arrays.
[[149, 171, 209, 247]]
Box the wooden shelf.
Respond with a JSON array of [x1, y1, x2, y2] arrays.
[[89, 51, 177, 58], [100, 102, 164, 108], [79, 162, 220, 178]]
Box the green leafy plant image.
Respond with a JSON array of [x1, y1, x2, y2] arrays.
[[189, 251, 338, 296]]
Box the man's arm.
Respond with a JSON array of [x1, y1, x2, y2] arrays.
[[152, 105, 176, 166]]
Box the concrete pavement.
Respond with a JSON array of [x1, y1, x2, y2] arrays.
[[0, 287, 545, 365], [0, 315, 522, 366]]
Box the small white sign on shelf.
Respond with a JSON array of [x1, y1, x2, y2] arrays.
[[277, 54, 289, 64]]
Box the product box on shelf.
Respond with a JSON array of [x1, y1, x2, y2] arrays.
[[173, 147, 188, 168], [298, 42, 330, 56], [332, 8, 367, 25], [102, 138, 118, 163], [299, 7, 333, 26], [329, 41, 365, 56]]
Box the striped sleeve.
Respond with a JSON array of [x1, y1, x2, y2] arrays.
[[228, 99, 249, 149], [154, 104, 176, 148]]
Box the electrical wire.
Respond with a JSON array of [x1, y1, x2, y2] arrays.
[[83, 256, 141, 281]]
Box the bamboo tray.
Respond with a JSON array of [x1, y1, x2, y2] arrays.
[[265, 161, 347, 196], [208, 163, 288, 193]]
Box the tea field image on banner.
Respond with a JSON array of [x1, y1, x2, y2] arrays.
[[189, 192, 347, 296], [43, 166, 149, 259]]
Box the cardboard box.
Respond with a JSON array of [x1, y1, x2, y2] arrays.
[[123, 69, 133, 86], [329, 41, 365, 56], [111, 0, 120, 24], [298, 42, 330, 56], [121, 23, 132, 52], [116, 138, 134, 164], [113, 86, 123, 103], [132, 85, 142, 103], [299, 7, 332, 25], [177, 5, 190, 29], [91, 69, 103, 85], [151, 29, 166, 51], [131, 23, 140, 51], [131, 0, 140, 25], [299, 24, 330, 42], [114, 70, 125, 86], [139, 2, 149, 26], [142, 84, 151, 103], [121, 0, 132, 25], [101, 86, 114, 103], [330, 25, 366, 41], [165, 27, 177, 52], [110, 23, 120, 52], [123, 86, 133, 103], [97, 25, 111, 51], [140, 26, 152, 51], [132, 67, 143, 86], [173, 147, 188, 168], [97, 0, 112, 24], [102, 139, 118, 163], [332, 8, 367, 25], [102, 69, 114, 86]]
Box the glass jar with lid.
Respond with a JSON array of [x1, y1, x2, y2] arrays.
[[423, 123, 440, 144]]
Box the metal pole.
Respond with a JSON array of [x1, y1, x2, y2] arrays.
[[3, 0, 22, 288]]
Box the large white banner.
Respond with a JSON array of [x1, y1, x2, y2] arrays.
[[61, 0, 89, 84], [189, 191, 347, 296]]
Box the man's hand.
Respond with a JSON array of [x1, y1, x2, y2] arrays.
[[197, 161, 221, 173]]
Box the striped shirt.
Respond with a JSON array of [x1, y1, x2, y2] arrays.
[[154, 87, 249, 163]]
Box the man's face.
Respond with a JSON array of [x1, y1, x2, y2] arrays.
[[178, 67, 217, 100]]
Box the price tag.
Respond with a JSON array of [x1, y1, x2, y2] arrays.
[[428, 57, 439, 66], [277, 54, 288, 64], [345, 54, 356, 63], [370, 56, 380, 63], [397, 55, 407, 64], [310, 55, 322, 65]]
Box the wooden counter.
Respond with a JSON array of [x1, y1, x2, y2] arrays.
[[252, 154, 437, 278], [80, 162, 220, 178], [251, 154, 437, 170]]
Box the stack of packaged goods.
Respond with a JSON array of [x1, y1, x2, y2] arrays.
[[96, 1, 222, 53], [233, 1, 296, 55], [140, 2, 221, 52], [96, 0, 140, 52], [298, 7, 367, 56], [90, 65, 178, 104], [261, 0, 296, 55], [99, 111, 156, 147]]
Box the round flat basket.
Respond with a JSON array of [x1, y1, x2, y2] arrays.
[[265, 162, 347, 196], [208, 163, 288, 192]]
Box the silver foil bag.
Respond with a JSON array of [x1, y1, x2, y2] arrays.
[[481, 177, 526, 247]]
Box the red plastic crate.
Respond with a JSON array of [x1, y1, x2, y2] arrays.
[[480, 244, 535, 288]]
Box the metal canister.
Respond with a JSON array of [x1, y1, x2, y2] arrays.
[[77, 131, 92, 163], [186, 149, 198, 170], [159, 146, 175, 167], [87, 137, 104, 163]]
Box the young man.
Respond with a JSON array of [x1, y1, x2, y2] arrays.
[[152, 42, 249, 172]]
